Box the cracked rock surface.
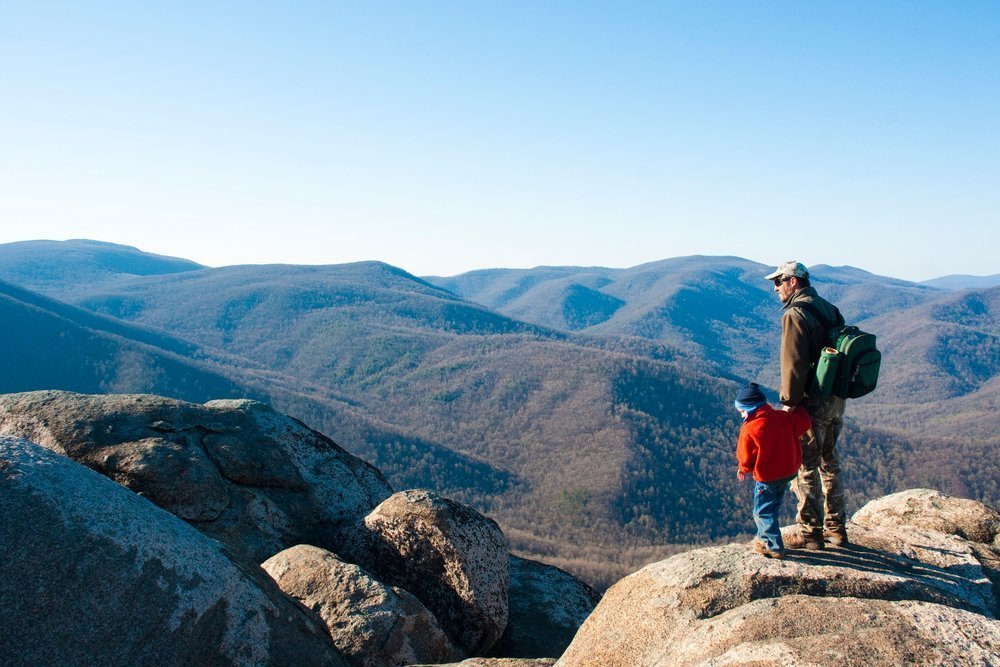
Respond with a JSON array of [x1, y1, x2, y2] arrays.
[[343, 489, 511, 657], [557, 489, 1000, 667], [263, 544, 463, 667], [0, 390, 392, 563], [0, 436, 345, 666]]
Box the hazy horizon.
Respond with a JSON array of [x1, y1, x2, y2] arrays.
[[7, 237, 999, 285]]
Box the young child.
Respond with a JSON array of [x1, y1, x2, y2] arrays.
[[734, 382, 812, 558]]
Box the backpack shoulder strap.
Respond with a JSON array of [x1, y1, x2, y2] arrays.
[[793, 301, 845, 331]]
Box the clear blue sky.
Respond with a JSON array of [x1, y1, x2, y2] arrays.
[[1, 2, 997, 280]]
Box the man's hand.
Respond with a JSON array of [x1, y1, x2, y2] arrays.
[[737, 471, 746, 481]]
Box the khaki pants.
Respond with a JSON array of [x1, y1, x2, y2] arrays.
[[792, 396, 847, 537]]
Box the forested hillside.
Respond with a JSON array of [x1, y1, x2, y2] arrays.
[[0, 239, 204, 291], [846, 286, 1000, 485], [0, 277, 522, 521], [2, 240, 996, 589], [428, 258, 943, 381], [0, 279, 245, 400], [431, 260, 1000, 509]]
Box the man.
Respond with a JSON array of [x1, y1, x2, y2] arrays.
[[765, 261, 847, 550]]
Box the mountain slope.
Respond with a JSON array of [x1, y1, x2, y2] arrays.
[[1, 277, 525, 509], [62, 262, 555, 380], [0, 239, 204, 293], [22, 259, 739, 543], [0, 279, 245, 400], [921, 274, 1000, 290], [0, 244, 750, 549], [429, 258, 944, 384], [3, 239, 997, 588], [846, 286, 1000, 442]]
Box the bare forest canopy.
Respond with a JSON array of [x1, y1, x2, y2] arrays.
[[2, 239, 997, 589]]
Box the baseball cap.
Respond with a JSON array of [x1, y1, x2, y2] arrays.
[[764, 261, 809, 281]]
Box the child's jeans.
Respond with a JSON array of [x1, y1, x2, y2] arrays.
[[754, 479, 790, 552]]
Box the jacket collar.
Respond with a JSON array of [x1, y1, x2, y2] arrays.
[[745, 403, 774, 421], [782, 285, 818, 309]]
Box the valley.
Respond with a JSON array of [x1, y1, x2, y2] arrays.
[[2, 239, 996, 588]]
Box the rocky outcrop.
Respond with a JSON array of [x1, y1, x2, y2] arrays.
[[0, 436, 345, 666], [0, 391, 393, 563], [557, 489, 1000, 666], [488, 556, 601, 659], [0, 391, 613, 663], [852, 487, 1000, 545], [10, 389, 996, 665], [262, 545, 463, 667], [344, 489, 510, 656], [852, 488, 1000, 616]]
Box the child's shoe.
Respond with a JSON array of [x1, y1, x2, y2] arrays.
[[751, 539, 785, 559]]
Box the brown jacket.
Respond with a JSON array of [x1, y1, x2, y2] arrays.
[[780, 286, 841, 406]]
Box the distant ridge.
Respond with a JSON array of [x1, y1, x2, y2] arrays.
[[921, 274, 1000, 290], [3, 239, 995, 291], [0, 239, 204, 293], [425, 256, 944, 381]]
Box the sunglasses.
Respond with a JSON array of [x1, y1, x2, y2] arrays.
[[773, 276, 795, 286]]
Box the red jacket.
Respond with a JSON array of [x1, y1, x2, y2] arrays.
[[736, 404, 811, 483]]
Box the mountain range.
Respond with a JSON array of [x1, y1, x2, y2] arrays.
[[2, 239, 997, 587]]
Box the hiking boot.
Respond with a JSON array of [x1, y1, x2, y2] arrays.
[[824, 527, 849, 547], [784, 530, 824, 550], [751, 539, 785, 559]]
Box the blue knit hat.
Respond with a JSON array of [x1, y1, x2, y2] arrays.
[[734, 382, 767, 414]]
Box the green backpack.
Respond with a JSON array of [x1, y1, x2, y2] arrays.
[[796, 302, 881, 400]]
